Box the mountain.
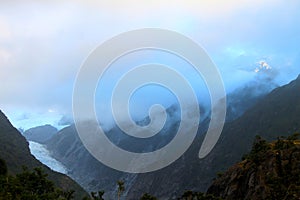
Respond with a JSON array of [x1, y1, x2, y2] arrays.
[[46, 74, 300, 199], [0, 110, 88, 199], [127, 74, 300, 199], [47, 124, 135, 199], [207, 135, 300, 200], [23, 124, 58, 143], [46, 105, 181, 199], [225, 83, 269, 122]]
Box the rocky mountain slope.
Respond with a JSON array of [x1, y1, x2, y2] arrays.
[[0, 110, 88, 199], [207, 135, 300, 200]]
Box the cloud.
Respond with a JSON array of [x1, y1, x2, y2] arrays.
[[0, 0, 300, 128], [0, 18, 12, 40], [0, 48, 11, 65]]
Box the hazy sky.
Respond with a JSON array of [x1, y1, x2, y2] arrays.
[[0, 0, 300, 130]]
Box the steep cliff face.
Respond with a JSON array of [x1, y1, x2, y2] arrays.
[[207, 136, 300, 200], [0, 110, 88, 199]]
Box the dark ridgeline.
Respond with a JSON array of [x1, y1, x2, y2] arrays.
[[0, 110, 88, 199]]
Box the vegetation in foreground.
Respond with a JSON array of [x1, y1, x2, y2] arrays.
[[208, 133, 300, 200], [0, 133, 299, 200], [0, 163, 74, 200]]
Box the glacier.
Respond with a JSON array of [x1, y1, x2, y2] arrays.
[[29, 141, 68, 174]]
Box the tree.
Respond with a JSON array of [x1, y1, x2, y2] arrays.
[[287, 133, 300, 141], [140, 193, 157, 200], [0, 158, 7, 176], [90, 190, 105, 200], [179, 191, 223, 200], [117, 180, 125, 200], [242, 135, 270, 164], [0, 165, 75, 200]]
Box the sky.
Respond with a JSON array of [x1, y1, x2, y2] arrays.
[[0, 0, 300, 130]]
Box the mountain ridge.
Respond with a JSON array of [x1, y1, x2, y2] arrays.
[[0, 110, 88, 199], [23, 124, 58, 143], [45, 74, 300, 199], [207, 134, 300, 199], [127, 74, 300, 199]]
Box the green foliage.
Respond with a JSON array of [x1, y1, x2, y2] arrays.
[[0, 165, 75, 200], [241, 133, 300, 199], [211, 133, 300, 200], [140, 193, 157, 200], [179, 191, 223, 200], [0, 111, 88, 199], [274, 136, 286, 150], [274, 133, 300, 151], [242, 135, 271, 164], [0, 158, 7, 176], [266, 138, 300, 199], [287, 133, 300, 141], [117, 180, 125, 200], [216, 172, 223, 178], [89, 190, 105, 200]]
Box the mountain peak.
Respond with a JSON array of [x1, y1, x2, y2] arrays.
[[23, 125, 58, 144]]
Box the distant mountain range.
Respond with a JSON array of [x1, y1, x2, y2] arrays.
[[23, 124, 58, 143], [0, 110, 88, 199]]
